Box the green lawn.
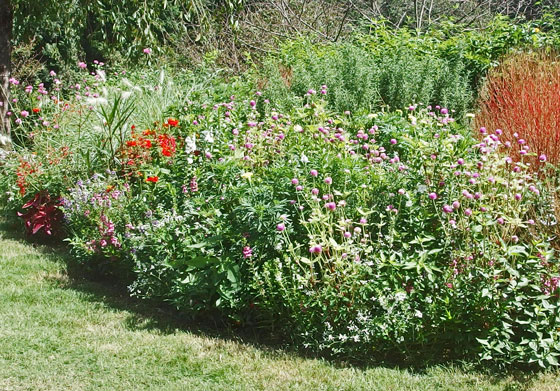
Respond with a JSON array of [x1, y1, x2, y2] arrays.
[[0, 227, 559, 391]]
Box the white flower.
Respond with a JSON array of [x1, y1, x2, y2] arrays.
[[203, 131, 214, 143], [414, 310, 423, 318], [96, 70, 106, 82], [185, 136, 197, 154], [300, 152, 309, 163]]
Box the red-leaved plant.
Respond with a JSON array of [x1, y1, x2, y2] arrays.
[[475, 50, 560, 168], [18, 191, 63, 236]]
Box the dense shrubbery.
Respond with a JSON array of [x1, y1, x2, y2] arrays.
[[1, 63, 559, 367], [259, 16, 560, 120]]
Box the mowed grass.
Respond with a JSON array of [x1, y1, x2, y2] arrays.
[[0, 228, 559, 391]]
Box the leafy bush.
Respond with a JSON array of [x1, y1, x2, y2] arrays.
[[37, 79, 558, 367]]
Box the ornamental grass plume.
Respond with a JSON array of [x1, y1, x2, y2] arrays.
[[475, 50, 560, 167]]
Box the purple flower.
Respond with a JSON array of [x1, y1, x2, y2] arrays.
[[325, 202, 336, 211], [276, 223, 285, 232]]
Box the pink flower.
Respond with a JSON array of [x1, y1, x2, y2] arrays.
[[442, 205, 453, 214], [311, 188, 319, 195], [143, 48, 152, 54], [242, 246, 253, 258], [78, 61, 87, 69], [539, 154, 547, 162], [309, 245, 322, 254], [390, 138, 397, 145], [428, 192, 438, 200], [276, 223, 285, 232], [310, 169, 318, 177], [497, 217, 505, 225], [464, 208, 472, 217], [325, 202, 336, 211], [20, 110, 29, 118], [324, 177, 332, 185], [452, 200, 460, 209], [291, 178, 299, 185]]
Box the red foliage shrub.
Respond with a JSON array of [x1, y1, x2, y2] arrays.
[[17, 191, 63, 236], [475, 50, 560, 167]]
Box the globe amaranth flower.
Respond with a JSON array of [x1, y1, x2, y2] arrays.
[[309, 245, 322, 254]]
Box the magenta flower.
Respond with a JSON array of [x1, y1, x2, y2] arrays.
[[325, 202, 336, 211], [276, 223, 285, 232], [310, 169, 318, 177], [390, 138, 397, 145], [464, 208, 472, 217], [296, 185, 303, 191], [242, 246, 253, 258], [429, 192, 438, 200], [442, 205, 453, 214], [311, 188, 319, 195], [497, 217, 505, 225], [324, 177, 332, 185], [539, 154, 547, 162], [291, 178, 299, 185], [452, 200, 460, 209], [309, 245, 322, 254], [143, 48, 152, 54]]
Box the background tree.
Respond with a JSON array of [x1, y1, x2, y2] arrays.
[[0, 0, 12, 144]]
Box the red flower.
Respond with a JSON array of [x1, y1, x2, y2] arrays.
[[126, 140, 137, 147], [143, 139, 152, 148], [146, 176, 159, 183], [32, 107, 40, 113], [167, 118, 179, 127]]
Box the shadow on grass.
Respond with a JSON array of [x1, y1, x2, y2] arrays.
[[0, 220, 545, 389]]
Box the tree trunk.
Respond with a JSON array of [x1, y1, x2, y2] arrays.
[[0, 0, 12, 147]]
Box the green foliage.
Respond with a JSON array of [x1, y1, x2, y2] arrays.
[[259, 15, 560, 121]]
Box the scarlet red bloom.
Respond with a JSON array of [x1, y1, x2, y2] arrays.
[[32, 107, 40, 113], [167, 118, 179, 127], [143, 139, 152, 148], [126, 140, 137, 147], [146, 176, 159, 183], [158, 134, 176, 157]]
